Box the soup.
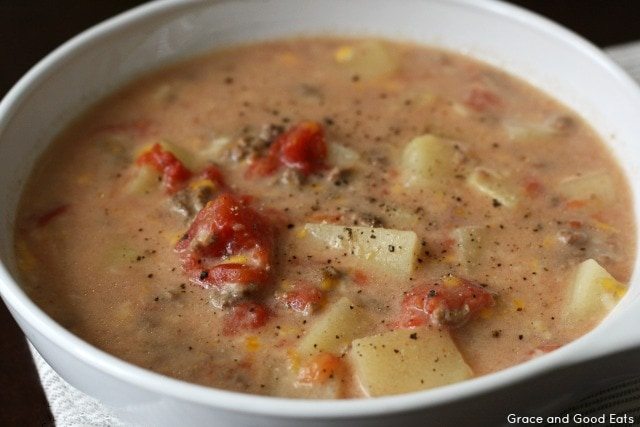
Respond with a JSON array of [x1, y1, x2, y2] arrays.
[[14, 38, 635, 398]]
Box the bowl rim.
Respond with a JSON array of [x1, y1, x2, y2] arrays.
[[1, 0, 640, 419]]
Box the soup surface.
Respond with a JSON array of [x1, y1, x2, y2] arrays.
[[15, 38, 636, 398]]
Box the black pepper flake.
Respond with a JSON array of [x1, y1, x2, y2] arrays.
[[492, 199, 502, 208], [388, 245, 395, 252], [518, 334, 524, 340], [409, 333, 418, 340], [199, 270, 209, 280], [287, 223, 294, 229], [492, 330, 501, 338], [147, 273, 154, 278]]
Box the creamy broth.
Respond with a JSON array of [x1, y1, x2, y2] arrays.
[[15, 38, 635, 398]]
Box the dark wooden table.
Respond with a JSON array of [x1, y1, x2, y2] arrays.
[[1, 1, 640, 425]]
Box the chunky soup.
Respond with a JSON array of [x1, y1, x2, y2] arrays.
[[15, 38, 635, 398]]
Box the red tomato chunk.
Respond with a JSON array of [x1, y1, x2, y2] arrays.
[[137, 143, 192, 193], [223, 302, 270, 335], [277, 283, 323, 315], [399, 277, 494, 328], [249, 121, 327, 177], [200, 164, 226, 187], [175, 193, 275, 300]]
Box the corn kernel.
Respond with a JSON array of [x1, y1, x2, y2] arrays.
[[221, 255, 248, 265], [245, 336, 260, 352], [334, 46, 354, 63], [189, 178, 216, 191], [320, 276, 337, 291]]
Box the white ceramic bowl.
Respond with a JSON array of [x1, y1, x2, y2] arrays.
[[1, 1, 639, 426]]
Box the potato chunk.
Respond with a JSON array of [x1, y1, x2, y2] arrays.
[[467, 167, 518, 207], [335, 41, 397, 80], [452, 226, 486, 274], [401, 134, 457, 189], [303, 223, 418, 280], [350, 327, 472, 396], [557, 172, 615, 202], [564, 259, 627, 324], [297, 297, 369, 357]]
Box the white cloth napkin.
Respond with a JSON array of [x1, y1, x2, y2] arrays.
[[27, 42, 640, 427]]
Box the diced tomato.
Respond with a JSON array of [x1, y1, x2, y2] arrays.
[[35, 204, 69, 227], [297, 353, 343, 384], [248, 155, 281, 177], [465, 87, 501, 112], [277, 283, 323, 315], [175, 193, 275, 294], [208, 264, 270, 287], [278, 121, 327, 175], [398, 277, 494, 328], [136, 143, 192, 193], [200, 164, 226, 187], [223, 302, 270, 335], [248, 121, 327, 177]]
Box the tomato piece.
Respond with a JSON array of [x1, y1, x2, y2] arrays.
[[465, 87, 501, 112], [200, 164, 226, 187], [223, 302, 270, 335], [175, 193, 275, 296], [208, 264, 270, 287], [137, 143, 191, 193], [277, 283, 323, 315], [248, 121, 327, 177], [399, 277, 494, 328], [278, 121, 327, 175], [247, 155, 280, 177], [297, 353, 343, 384]]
